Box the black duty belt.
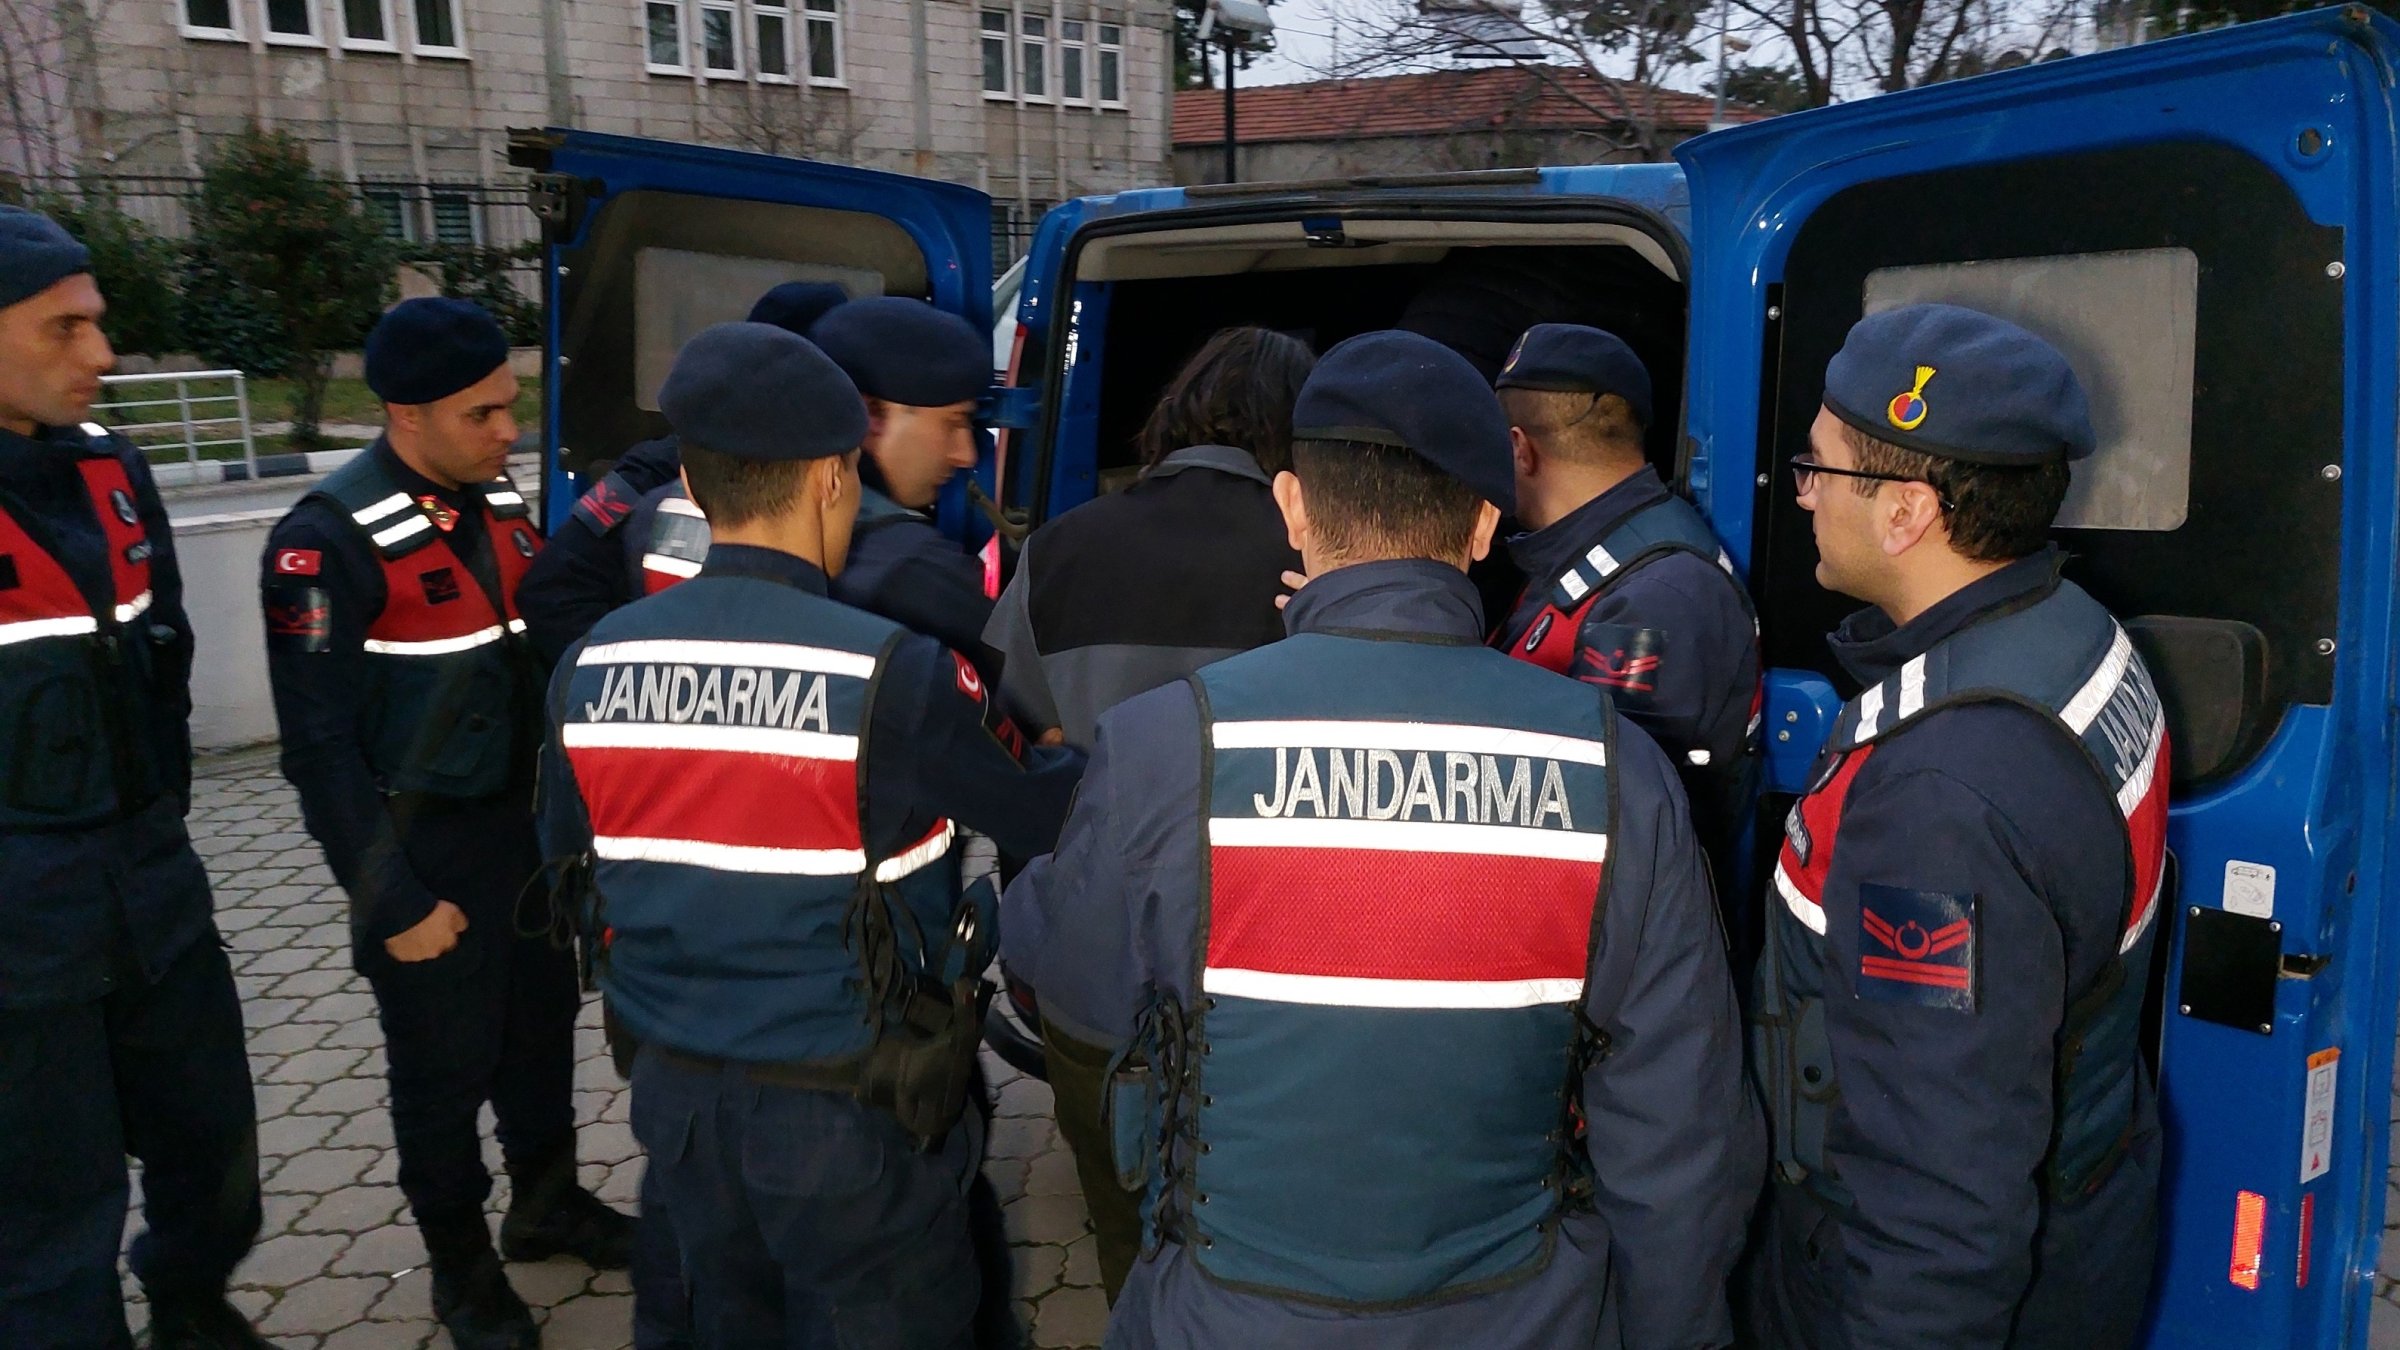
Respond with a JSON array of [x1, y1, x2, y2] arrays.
[[654, 1044, 867, 1094]]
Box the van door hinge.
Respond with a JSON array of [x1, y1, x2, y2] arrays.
[[980, 385, 1044, 432], [527, 173, 599, 242]]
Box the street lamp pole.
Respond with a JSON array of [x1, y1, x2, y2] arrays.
[[1224, 38, 1238, 183]]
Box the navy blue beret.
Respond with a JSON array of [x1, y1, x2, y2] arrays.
[[0, 206, 92, 312], [747, 281, 849, 336], [1294, 330, 1515, 513], [1495, 324, 1653, 429], [1825, 303, 2095, 464], [658, 322, 867, 461], [364, 298, 511, 406], [809, 297, 988, 408]]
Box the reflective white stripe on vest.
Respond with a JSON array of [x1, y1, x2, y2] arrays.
[[351, 492, 415, 526], [1585, 541, 1620, 577], [660, 496, 706, 519], [591, 821, 952, 881], [1559, 571, 1590, 602], [81, 421, 110, 438], [115, 590, 153, 624], [1202, 967, 1585, 1010], [1854, 683, 1887, 740], [576, 638, 878, 679], [371, 514, 434, 549], [642, 554, 703, 580], [2116, 710, 2167, 819], [562, 720, 858, 762], [1686, 748, 1712, 767], [364, 623, 507, 656], [0, 614, 99, 646], [484, 490, 526, 508], [2121, 863, 2164, 955], [1896, 654, 1929, 721], [2060, 629, 2136, 735], [1774, 860, 1826, 935], [1210, 719, 1609, 767], [1210, 816, 1610, 863]]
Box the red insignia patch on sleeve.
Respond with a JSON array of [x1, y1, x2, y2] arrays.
[[954, 650, 985, 701], [1856, 883, 1978, 1011], [1574, 623, 1667, 697], [274, 548, 322, 576]]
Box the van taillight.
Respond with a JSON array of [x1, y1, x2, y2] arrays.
[[2229, 1190, 2267, 1290]]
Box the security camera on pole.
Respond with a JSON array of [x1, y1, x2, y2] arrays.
[[1199, 0, 1275, 184]]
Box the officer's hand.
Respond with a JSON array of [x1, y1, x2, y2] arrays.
[[384, 900, 469, 963], [1037, 727, 1067, 748], [1274, 569, 1307, 612]]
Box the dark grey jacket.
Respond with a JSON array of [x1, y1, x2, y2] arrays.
[[984, 444, 1297, 746]]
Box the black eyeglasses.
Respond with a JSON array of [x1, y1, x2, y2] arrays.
[[1788, 456, 1954, 510]]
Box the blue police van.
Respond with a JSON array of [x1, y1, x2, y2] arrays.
[[518, 7, 2400, 1343]]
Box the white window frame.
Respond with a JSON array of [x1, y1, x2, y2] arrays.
[[753, 0, 794, 83], [361, 185, 419, 243], [644, 0, 690, 74], [428, 189, 483, 246], [801, 0, 842, 86], [1018, 10, 1050, 103], [980, 9, 1012, 99], [1096, 17, 1125, 108], [178, 0, 245, 41], [409, 0, 467, 57], [337, 0, 397, 51], [697, 0, 743, 75], [259, 0, 324, 47], [1058, 17, 1086, 104]]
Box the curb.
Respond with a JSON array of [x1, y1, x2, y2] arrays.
[[152, 447, 364, 489]]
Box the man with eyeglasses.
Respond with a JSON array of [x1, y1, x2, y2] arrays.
[[1749, 303, 2168, 1350]]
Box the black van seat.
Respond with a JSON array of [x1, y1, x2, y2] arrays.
[[2122, 615, 2270, 790]]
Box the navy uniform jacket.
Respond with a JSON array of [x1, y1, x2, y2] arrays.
[[537, 542, 1085, 914], [1496, 467, 1758, 789], [1756, 550, 2161, 1350], [1005, 560, 1760, 1350], [0, 423, 210, 1010], [516, 435, 683, 669], [835, 488, 993, 660], [262, 442, 542, 967]]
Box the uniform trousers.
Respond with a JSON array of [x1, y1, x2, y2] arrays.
[[0, 932, 260, 1349], [630, 1045, 981, 1350]]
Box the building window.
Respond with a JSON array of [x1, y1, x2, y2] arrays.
[[803, 0, 840, 82], [362, 187, 416, 242], [182, 0, 240, 37], [754, 0, 791, 79], [262, 0, 319, 43], [430, 192, 480, 246], [700, 0, 740, 72], [340, 0, 393, 47], [1059, 18, 1085, 102], [413, 0, 463, 52], [1097, 21, 1123, 105], [981, 10, 1010, 96], [1019, 13, 1047, 101], [646, 0, 686, 71]]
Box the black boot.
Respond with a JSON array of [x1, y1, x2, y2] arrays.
[[425, 1218, 538, 1350], [500, 1152, 637, 1268], [145, 1294, 277, 1350]]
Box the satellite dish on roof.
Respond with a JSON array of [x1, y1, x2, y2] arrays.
[[1419, 0, 1546, 61]]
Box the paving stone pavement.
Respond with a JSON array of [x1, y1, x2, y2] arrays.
[[122, 747, 1107, 1350]]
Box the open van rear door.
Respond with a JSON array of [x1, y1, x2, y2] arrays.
[[508, 128, 994, 534], [1677, 10, 2400, 1345]]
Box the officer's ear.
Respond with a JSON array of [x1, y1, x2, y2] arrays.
[[1509, 425, 1539, 479], [1467, 500, 1502, 564], [1271, 469, 1310, 555], [1881, 480, 1948, 559]]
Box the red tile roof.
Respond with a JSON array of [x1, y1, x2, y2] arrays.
[[1173, 66, 1764, 147]]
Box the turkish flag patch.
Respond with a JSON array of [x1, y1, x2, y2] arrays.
[[953, 650, 985, 701], [274, 547, 322, 576], [1856, 883, 1978, 1012]]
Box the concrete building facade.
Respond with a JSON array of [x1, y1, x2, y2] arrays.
[[1, 0, 1175, 253]]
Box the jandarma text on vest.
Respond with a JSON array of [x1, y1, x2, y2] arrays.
[[579, 654, 851, 732], [1231, 723, 1604, 830]]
